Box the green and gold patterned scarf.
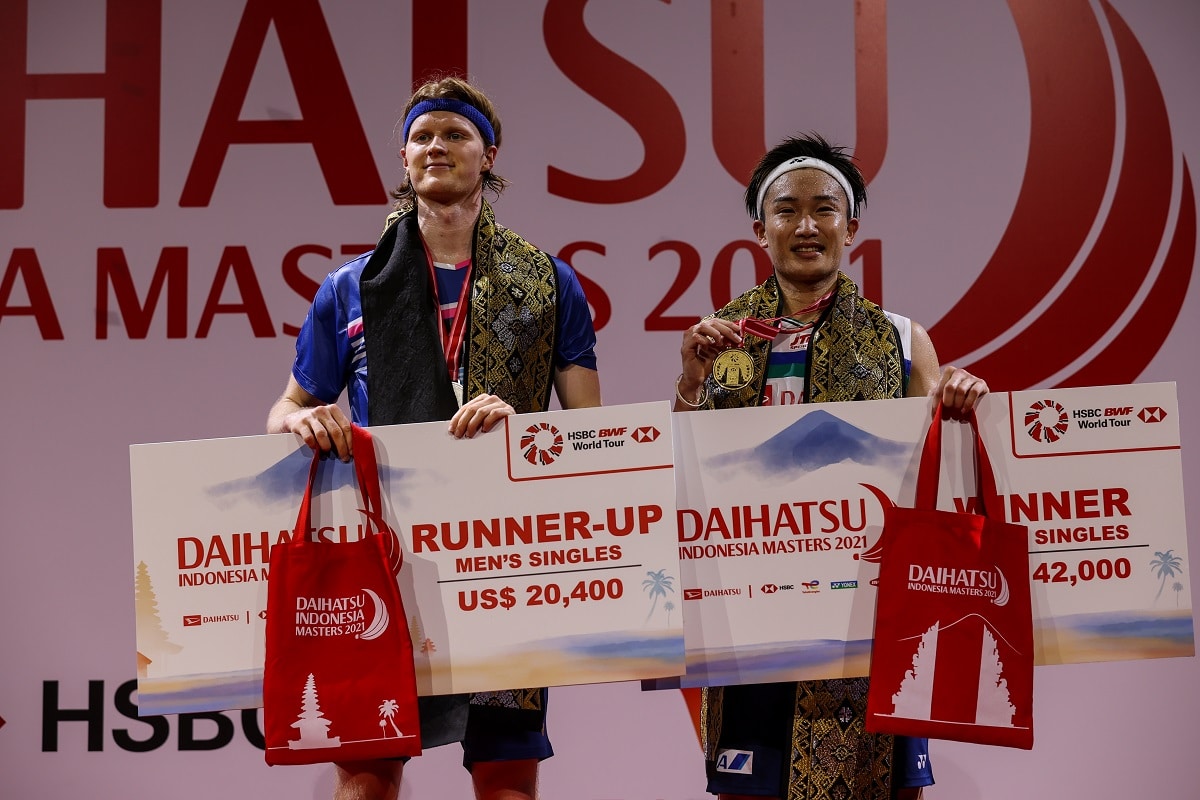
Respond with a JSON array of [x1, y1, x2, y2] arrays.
[[702, 271, 906, 799], [361, 200, 554, 744], [707, 271, 905, 409], [364, 200, 558, 427]]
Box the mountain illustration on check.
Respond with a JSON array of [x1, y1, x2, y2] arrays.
[[203, 450, 415, 508], [708, 409, 913, 478]]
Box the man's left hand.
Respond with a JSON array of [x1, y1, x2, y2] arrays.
[[935, 365, 988, 418], [448, 393, 515, 438]]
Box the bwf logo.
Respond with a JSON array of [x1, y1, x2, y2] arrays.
[[520, 422, 564, 465], [715, 748, 754, 774]]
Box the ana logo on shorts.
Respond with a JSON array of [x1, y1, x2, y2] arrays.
[[1025, 399, 1069, 443], [521, 422, 564, 465]]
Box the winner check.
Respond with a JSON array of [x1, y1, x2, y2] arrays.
[[668, 382, 1193, 689], [130, 402, 680, 715]]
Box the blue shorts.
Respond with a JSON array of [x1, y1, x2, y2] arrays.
[[398, 690, 556, 767], [705, 683, 933, 797], [461, 694, 554, 768]]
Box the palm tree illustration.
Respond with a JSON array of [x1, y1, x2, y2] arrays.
[[642, 569, 675, 623], [378, 699, 403, 738], [421, 637, 437, 654], [1150, 550, 1184, 604], [1173, 582, 1184, 607], [664, 600, 675, 627]]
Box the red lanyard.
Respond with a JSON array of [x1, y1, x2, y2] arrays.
[[738, 288, 835, 341], [425, 255, 474, 382]]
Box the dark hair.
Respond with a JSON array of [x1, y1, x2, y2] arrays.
[[391, 75, 508, 211], [744, 132, 866, 220]]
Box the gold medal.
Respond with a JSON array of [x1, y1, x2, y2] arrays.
[[712, 348, 755, 391]]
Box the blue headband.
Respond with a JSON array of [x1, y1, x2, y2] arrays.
[[402, 98, 496, 147]]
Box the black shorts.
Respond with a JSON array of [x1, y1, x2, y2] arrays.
[[705, 682, 933, 796]]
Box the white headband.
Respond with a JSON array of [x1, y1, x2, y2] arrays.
[[754, 156, 857, 220]]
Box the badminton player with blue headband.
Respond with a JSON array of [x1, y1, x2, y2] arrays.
[[269, 76, 602, 800], [672, 133, 989, 799]]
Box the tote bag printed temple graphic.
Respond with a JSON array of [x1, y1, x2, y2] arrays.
[[263, 425, 422, 764], [866, 409, 1035, 749]]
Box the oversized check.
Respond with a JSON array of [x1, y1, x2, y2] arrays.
[[131, 402, 681, 715], [666, 382, 1192, 689]]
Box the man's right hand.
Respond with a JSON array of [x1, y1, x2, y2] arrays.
[[283, 403, 354, 461], [676, 316, 743, 409]]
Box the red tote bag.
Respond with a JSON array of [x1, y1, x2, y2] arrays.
[[263, 424, 422, 765], [865, 408, 1034, 749]]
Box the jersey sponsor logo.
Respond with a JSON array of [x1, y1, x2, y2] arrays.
[[714, 748, 754, 774]]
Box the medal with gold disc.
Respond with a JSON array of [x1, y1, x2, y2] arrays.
[[710, 315, 782, 391], [712, 348, 755, 391]]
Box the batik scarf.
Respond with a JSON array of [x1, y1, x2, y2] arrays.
[[706, 271, 905, 409], [360, 199, 555, 744], [364, 199, 559, 426], [702, 271, 906, 799]]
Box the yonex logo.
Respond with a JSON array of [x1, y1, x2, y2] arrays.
[[631, 426, 660, 442], [1139, 407, 1167, 423], [715, 749, 754, 774]]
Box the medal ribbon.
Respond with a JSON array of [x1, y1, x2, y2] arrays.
[[737, 288, 835, 340], [426, 254, 474, 383]]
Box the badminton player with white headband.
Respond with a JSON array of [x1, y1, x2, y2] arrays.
[[673, 133, 988, 799], [269, 76, 601, 800]]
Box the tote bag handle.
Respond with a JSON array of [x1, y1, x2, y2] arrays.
[[291, 424, 385, 545], [914, 405, 1002, 517]]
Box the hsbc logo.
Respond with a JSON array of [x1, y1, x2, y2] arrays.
[[631, 426, 660, 443], [759, 584, 794, 593], [1139, 407, 1167, 423]]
